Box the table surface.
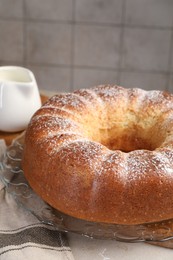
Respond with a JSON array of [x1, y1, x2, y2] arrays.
[[68, 233, 173, 259], [1, 90, 173, 259]]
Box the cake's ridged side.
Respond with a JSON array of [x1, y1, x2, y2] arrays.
[[22, 85, 173, 224]]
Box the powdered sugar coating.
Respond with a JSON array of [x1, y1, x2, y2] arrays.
[[29, 115, 84, 137], [23, 85, 173, 224], [44, 93, 87, 111], [93, 84, 125, 98]]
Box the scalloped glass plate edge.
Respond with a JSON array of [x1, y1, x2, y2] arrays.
[[1, 133, 173, 243]]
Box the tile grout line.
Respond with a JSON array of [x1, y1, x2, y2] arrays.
[[22, 0, 27, 66], [166, 26, 173, 91], [0, 58, 171, 75], [70, 0, 76, 92], [0, 16, 172, 31], [116, 0, 126, 85]]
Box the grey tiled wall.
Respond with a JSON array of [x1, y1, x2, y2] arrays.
[[0, 0, 173, 93]]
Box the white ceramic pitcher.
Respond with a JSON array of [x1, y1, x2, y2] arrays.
[[0, 66, 41, 132]]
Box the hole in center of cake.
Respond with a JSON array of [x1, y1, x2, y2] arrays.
[[103, 135, 154, 152], [88, 109, 165, 153], [98, 128, 161, 153]]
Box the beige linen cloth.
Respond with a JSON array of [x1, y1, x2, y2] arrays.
[[0, 140, 74, 260]]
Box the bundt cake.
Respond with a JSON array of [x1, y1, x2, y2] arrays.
[[22, 85, 173, 225]]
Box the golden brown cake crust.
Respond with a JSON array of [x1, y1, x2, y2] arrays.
[[22, 85, 173, 224]]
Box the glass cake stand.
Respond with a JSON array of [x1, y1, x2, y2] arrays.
[[1, 133, 173, 244]]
